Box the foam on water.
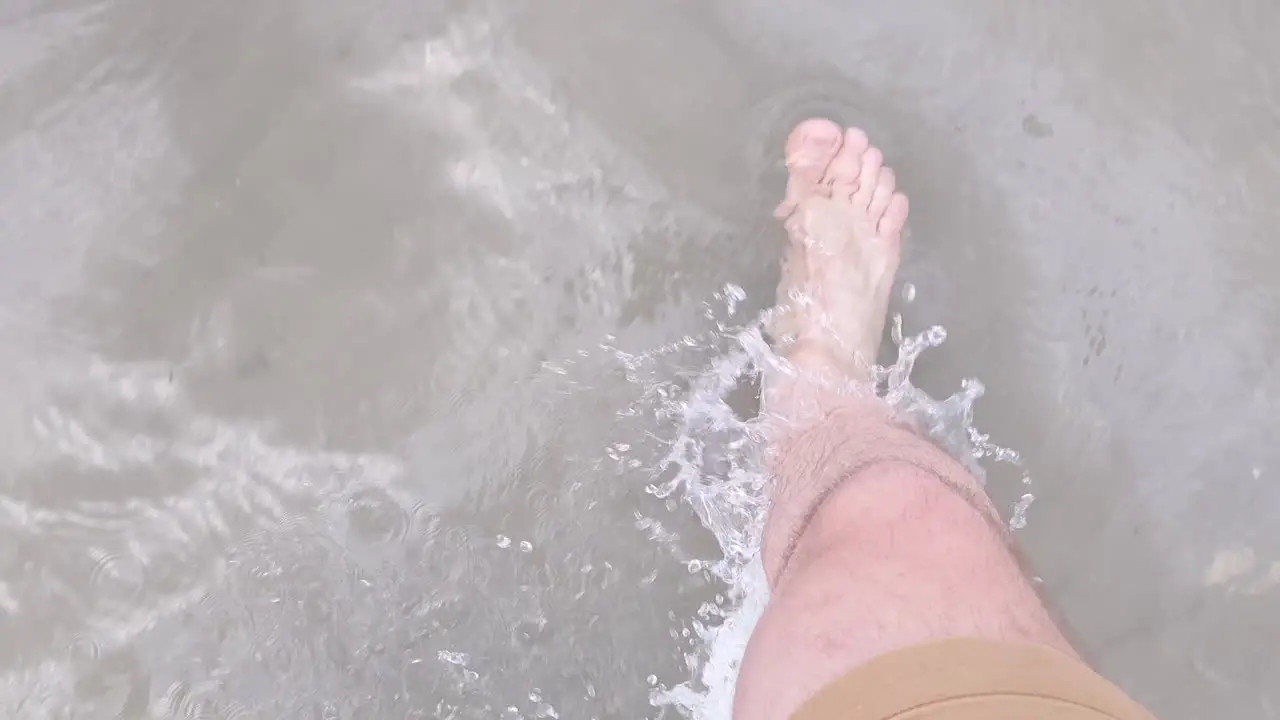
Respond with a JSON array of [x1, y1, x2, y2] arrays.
[[621, 284, 1031, 719]]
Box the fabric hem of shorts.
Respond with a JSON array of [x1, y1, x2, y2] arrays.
[[789, 637, 1157, 720]]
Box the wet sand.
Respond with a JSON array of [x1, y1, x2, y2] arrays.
[[2, 0, 1279, 717]]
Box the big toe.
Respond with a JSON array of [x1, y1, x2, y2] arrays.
[[776, 118, 843, 217]]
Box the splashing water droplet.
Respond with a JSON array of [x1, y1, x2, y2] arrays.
[[610, 294, 1034, 719], [437, 650, 471, 666], [1009, 493, 1035, 530]]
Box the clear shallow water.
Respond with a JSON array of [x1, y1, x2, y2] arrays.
[[4, 0, 1280, 718]]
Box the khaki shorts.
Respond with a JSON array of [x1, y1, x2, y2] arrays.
[[793, 638, 1157, 720]]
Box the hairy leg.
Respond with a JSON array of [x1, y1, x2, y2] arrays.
[[734, 120, 1074, 720]]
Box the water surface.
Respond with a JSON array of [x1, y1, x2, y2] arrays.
[[2, 1, 1279, 718]]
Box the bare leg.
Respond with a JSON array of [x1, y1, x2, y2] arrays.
[[734, 120, 1075, 720]]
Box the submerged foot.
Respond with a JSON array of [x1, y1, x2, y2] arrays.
[[767, 118, 909, 384]]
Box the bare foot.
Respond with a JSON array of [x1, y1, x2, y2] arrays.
[[767, 119, 909, 387]]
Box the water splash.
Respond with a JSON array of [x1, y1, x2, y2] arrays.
[[617, 284, 1031, 719]]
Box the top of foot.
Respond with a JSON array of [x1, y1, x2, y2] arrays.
[[768, 118, 910, 381]]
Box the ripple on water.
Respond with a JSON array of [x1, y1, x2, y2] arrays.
[[740, 81, 883, 196], [343, 486, 412, 545], [87, 546, 147, 600]]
